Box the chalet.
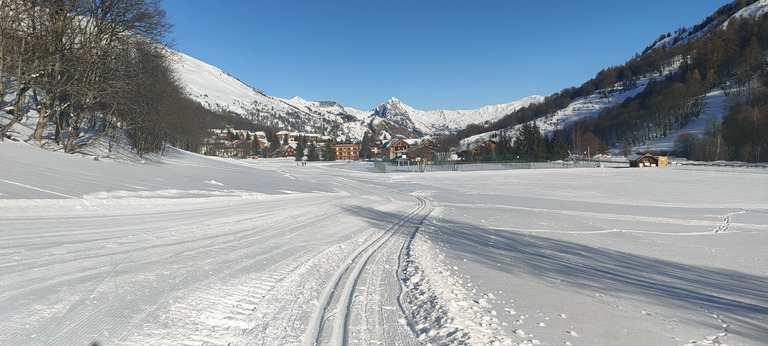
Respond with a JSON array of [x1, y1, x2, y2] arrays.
[[275, 144, 297, 158], [382, 138, 411, 160], [470, 139, 497, 158], [305, 134, 321, 143], [629, 153, 668, 167], [332, 144, 360, 161], [405, 138, 435, 161]]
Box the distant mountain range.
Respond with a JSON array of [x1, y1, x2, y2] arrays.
[[167, 48, 542, 140], [168, 0, 768, 146]]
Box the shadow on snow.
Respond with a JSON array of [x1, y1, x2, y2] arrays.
[[346, 204, 768, 344]]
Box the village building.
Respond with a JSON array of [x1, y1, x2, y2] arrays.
[[380, 137, 435, 161], [275, 144, 297, 158], [277, 131, 322, 144], [332, 144, 360, 161], [368, 143, 381, 157], [628, 153, 669, 167], [382, 138, 411, 160], [466, 138, 497, 159], [251, 131, 266, 140]]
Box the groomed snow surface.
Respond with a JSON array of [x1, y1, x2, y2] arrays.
[[1, 141, 766, 346]]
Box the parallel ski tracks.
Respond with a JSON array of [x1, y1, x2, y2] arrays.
[[306, 195, 431, 345]]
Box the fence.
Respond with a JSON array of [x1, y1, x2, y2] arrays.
[[373, 158, 604, 173]]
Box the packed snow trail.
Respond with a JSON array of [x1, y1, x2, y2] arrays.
[[306, 195, 430, 345], [0, 151, 435, 345], [2, 141, 767, 345]]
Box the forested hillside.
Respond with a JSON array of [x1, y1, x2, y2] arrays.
[[459, 0, 767, 162], [0, 0, 212, 155], [576, 13, 767, 162]]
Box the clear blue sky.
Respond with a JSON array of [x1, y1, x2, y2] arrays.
[[162, 0, 729, 111]]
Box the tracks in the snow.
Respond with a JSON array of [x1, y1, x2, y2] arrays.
[[306, 195, 430, 345]]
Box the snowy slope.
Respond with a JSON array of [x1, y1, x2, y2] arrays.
[[651, 0, 768, 51], [168, 49, 370, 138], [1, 140, 766, 345], [463, 0, 768, 153], [461, 57, 684, 149], [725, 0, 768, 26], [373, 95, 545, 135], [168, 48, 543, 138]]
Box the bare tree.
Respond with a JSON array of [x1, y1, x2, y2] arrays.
[[0, 0, 171, 151], [0, 1, 39, 140], [432, 133, 458, 161]]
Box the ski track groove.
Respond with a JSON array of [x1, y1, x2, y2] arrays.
[[308, 194, 430, 346]]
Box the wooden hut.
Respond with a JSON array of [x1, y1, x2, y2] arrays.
[[629, 153, 668, 167]]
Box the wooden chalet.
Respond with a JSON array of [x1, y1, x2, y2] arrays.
[[470, 139, 496, 158], [628, 153, 668, 167], [382, 138, 410, 160], [276, 144, 297, 158], [381, 138, 435, 161], [405, 139, 435, 161]]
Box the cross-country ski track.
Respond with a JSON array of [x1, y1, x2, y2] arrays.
[[1, 142, 766, 345]]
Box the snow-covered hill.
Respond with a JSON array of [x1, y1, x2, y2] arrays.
[[168, 50, 371, 139], [167, 49, 542, 139], [373, 95, 544, 136], [649, 0, 768, 52], [462, 0, 768, 154], [461, 56, 685, 149]]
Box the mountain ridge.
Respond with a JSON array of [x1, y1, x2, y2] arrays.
[[167, 48, 543, 139]]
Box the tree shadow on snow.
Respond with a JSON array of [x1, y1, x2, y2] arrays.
[[435, 220, 768, 343], [345, 204, 768, 344]]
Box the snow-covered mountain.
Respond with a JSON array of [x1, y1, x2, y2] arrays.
[[167, 49, 371, 139], [461, 0, 768, 154], [168, 0, 766, 147], [167, 49, 542, 139], [648, 0, 768, 52], [372, 95, 544, 136]]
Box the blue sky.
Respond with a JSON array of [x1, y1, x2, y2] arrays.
[[162, 0, 729, 111]]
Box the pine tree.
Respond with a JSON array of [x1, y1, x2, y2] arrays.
[[513, 123, 546, 161], [494, 132, 513, 161], [268, 131, 279, 149], [307, 143, 320, 161], [323, 142, 337, 161], [294, 142, 304, 161], [548, 129, 569, 160], [359, 132, 372, 159]]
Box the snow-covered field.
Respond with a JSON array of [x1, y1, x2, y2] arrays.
[[1, 141, 766, 345]]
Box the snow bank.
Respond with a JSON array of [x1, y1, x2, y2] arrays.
[[402, 207, 515, 345]]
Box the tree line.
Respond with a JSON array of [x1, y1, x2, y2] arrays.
[[0, 0, 210, 156], [574, 12, 767, 162], [456, 0, 766, 163], [288, 131, 377, 162]]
